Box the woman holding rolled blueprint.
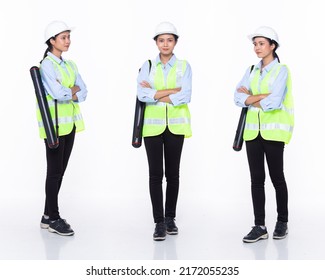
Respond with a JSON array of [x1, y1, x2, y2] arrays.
[[137, 22, 192, 241], [37, 20, 87, 236], [234, 26, 294, 243]]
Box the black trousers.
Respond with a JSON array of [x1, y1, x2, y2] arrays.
[[144, 127, 184, 223], [44, 127, 76, 220], [245, 134, 288, 226]]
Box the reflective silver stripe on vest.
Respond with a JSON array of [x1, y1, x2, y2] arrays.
[[143, 119, 166, 125], [260, 123, 293, 133], [176, 60, 183, 87], [248, 107, 260, 112], [245, 123, 293, 133], [281, 104, 294, 115], [47, 100, 71, 107], [148, 59, 184, 87], [168, 117, 191, 125], [267, 66, 280, 86], [38, 116, 77, 128], [73, 113, 83, 122], [148, 62, 157, 87], [36, 100, 70, 110], [245, 123, 259, 130]]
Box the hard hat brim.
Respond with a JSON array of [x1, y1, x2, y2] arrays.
[[247, 33, 280, 46], [153, 32, 179, 40], [44, 26, 75, 43]]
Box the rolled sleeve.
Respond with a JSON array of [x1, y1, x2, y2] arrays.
[[259, 66, 288, 111], [137, 60, 157, 102], [169, 62, 192, 106], [234, 92, 249, 107], [74, 73, 88, 103], [234, 66, 252, 107]]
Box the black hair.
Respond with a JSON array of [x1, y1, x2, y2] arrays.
[[253, 36, 280, 62], [40, 36, 55, 63], [267, 38, 280, 63], [154, 34, 178, 42]]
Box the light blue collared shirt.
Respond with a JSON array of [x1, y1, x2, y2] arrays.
[[137, 54, 192, 106], [234, 59, 288, 112], [40, 52, 87, 103]]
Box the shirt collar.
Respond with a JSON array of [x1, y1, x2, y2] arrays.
[[155, 54, 177, 67], [256, 59, 279, 73], [47, 51, 65, 65]]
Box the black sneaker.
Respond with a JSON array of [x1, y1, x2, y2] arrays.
[[153, 222, 166, 241], [165, 217, 178, 235], [40, 215, 50, 229], [273, 221, 288, 239], [48, 218, 74, 236], [243, 226, 268, 243]]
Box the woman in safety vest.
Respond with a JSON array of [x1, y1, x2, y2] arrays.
[[38, 21, 87, 236], [137, 22, 192, 241], [234, 26, 294, 243]]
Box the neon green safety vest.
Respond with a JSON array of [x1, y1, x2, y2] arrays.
[[244, 63, 294, 144], [37, 56, 85, 139], [142, 59, 192, 138]]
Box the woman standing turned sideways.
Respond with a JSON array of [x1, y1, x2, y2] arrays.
[[137, 22, 192, 241], [234, 26, 294, 243], [38, 21, 87, 236]]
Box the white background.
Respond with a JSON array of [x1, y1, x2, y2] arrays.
[[1, 0, 325, 278]]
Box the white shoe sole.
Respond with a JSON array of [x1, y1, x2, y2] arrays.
[[166, 230, 178, 235], [48, 227, 74, 236], [273, 231, 288, 239], [243, 233, 268, 243], [153, 236, 166, 241], [40, 223, 49, 229]]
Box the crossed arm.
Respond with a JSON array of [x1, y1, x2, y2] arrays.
[[237, 86, 269, 108], [140, 81, 181, 103]]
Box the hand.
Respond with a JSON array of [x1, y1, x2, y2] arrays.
[[173, 87, 181, 93], [72, 93, 78, 101], [140, 81, 152, 88], [71, 85, 81, 95], [237, 86, 252, 95], [260, 93, 270, 98], [71, 85, 80, 101]]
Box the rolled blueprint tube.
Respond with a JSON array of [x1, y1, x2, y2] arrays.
[[30, 66, 59, 149], [132, 97, 146, 148], [232, 107, 248, 151]]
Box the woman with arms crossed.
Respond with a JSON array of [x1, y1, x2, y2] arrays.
[[38, 21, 87, 236], [234, 26, 294, 243], [137, 22, 192, 241]]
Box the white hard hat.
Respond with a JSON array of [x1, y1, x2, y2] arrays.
[[44, 20, 74, 43], [248, 26, 280, 46], [153, 21, 178, 39]]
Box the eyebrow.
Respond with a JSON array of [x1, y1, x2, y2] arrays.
[[158, 37, 174, 41], [254, 38, 267, 43]]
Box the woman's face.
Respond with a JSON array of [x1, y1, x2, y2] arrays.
[[50, 31, 71, 53], [253, 37, 275, 60], [156, 34, 177, 56]]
